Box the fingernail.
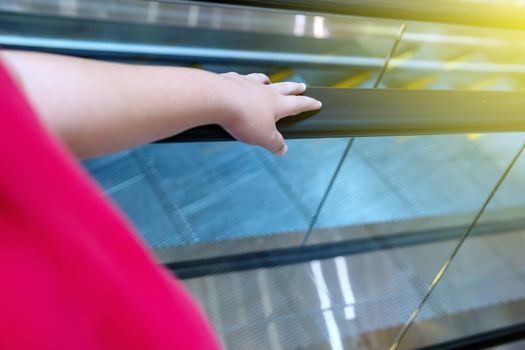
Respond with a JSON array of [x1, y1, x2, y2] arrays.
[[277, 143, 288, 156], [316, 100, 322, 108], [301, 83, 307, 90]]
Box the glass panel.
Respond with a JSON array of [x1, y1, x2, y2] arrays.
[[399, 138, 525, 349], [82, 132, 525, 349], [3, 0, 525, 90]]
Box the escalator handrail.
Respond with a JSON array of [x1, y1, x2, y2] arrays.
[[157, 87, 525, 142]]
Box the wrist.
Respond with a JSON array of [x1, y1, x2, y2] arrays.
[[208, 74, 244, 129], [163, 68, 236, 128]]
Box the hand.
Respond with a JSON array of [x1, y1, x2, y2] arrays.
[[2, 49, 322, 158], [217, 72, 322, 156]]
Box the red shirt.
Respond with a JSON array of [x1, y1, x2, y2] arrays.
[[0, 57, 220, 349]]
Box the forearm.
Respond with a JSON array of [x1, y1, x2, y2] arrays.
[[2, 50, 229, 158]]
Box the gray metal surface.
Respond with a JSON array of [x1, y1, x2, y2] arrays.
[[162, 88, 525, 142]]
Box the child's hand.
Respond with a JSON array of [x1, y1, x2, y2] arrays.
[[218, 72, 322, 156], [3, 49, 322, 158]]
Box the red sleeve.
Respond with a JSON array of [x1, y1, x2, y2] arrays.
[[0, 55, 220, 350]]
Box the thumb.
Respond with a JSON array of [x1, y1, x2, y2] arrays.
[[264, 129, 288, 156]]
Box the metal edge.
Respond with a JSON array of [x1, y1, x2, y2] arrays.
[[164, 215, 525, 279]]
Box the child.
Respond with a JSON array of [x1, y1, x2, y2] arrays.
[[0, 50, 322, 349]]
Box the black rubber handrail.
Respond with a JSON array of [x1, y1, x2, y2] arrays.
[[157, 88, 525, 142]]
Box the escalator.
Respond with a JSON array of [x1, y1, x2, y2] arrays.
[[3, 1, 525, 349]]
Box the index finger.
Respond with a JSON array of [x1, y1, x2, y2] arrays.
[[276, 95, 322, 120]]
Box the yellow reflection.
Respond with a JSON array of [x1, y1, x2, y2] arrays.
[[467, 133, 485, 140], [465, 77, 499, 91], [332, 71, 372, 88], [404, 75, 438, 89], [269, 68, 294, 82], [388, 49, 416, 70], [397, 136, 417, 143], [444, 52, 473, 71]]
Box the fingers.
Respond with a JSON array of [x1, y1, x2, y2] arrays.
[[271, 82, 306, 95], [263, 129, 288, 156], [221, 72, 239, 77], [277, 95, 322, 120], [246, 73, 271, 85]]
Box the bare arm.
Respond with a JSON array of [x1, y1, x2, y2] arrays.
[[2, 50, 321, 158]]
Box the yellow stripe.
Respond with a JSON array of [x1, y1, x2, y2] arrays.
[[269, 68, 294, 82], [403, 75, 438, 90], [467, 133, 484, 140], [388, 50, 416, 70], [331, 71, 372, 88], [464, 77, 498, 91], [397, 136, 417, 143], [444, 52, 472, 72]]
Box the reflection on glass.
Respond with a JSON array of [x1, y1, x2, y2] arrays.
[[334, 256, 356, 320], [399, 139, 525, 349], [294, 14, 306, 36], [311, 260, 344, 350]]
